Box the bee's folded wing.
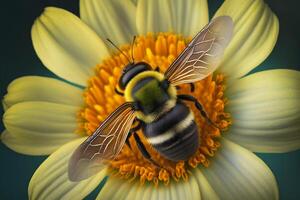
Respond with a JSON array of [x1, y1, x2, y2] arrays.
[[68, 103, 136, 181]]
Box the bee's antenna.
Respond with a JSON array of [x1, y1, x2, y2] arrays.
[[106, 38, 132, 64], [131, 36, 136, 63]]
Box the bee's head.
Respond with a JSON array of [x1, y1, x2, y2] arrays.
[[119, 62, 152, 89]]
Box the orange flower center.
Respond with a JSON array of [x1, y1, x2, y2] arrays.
[[77, 33, 231, 186]]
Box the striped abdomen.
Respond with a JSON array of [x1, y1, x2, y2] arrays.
[[142, 102, 199, 161]]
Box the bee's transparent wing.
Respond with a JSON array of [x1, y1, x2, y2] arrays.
[[68, 102, 136, 181], [165, 16, 234, 86]]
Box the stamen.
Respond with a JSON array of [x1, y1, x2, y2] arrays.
[[78, 33, 231, 185]]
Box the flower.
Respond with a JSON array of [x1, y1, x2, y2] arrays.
[[1, 0, 300, 199]]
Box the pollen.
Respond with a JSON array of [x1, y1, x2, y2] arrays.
[[77, 33, 231, 186]]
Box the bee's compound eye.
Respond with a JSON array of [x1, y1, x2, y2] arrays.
[[119, 62, 151, 89]]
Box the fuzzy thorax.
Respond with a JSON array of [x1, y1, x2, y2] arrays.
[[124, 71, 177, 123]]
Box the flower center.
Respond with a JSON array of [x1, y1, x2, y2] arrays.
[[77, 33, 231, 186]]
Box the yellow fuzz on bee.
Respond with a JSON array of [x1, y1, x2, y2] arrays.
[[77, 33, 231, 186]]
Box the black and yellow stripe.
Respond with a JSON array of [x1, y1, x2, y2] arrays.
[[143, 102, 199, 161]]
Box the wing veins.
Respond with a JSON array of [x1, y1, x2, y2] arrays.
[[164, 16, 233, 86]]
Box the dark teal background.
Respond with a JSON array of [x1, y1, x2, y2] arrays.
[[0, 0, 299, 199]]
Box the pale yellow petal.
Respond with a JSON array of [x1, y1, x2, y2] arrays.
[[134, 183, 152, 200], [194, 168, 219, 200], [136, 0, 173, 34], [171, 0, 208, 36], [214, 0, 279, 81], [95, 177, 122, 199], [168, 175, 200, 200], [157, 184, 167, 200], [136, 0, 209, 36], [32, 7, 109, 86], [1, 129, 59, 155], [3, 76, 83, 109], [142, 183, 153, 200], [3, 101, 80, 155], [97, 176, 130, 199], [80, 0, 137, 46], [124, 182, 140, 200], [150, 188, 158, 200], [187, 174, 201, 200], [29, 138, 107, 200], [226, 69, 300, 153], [202, 138, 279, 200], [131, 0, 138, 5], [97, 173, 200, 200]]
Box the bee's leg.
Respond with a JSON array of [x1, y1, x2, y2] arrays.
[[155, 66, 160, 72], [114, 87, 124, 96], [126, 120, 142, 149], [133, 132, 160, 168], [177, 94, 217, 127], [189, 83, 195, 93], [125, 131, 133, 149], [131, 119, 142, 132], [126, 120, 160, 167]]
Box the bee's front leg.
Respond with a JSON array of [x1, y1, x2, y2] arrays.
[[126, 119, 142, 148]]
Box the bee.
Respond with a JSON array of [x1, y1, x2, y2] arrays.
[[68, 16, 233, 181]]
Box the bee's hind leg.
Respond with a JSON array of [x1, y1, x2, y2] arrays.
[[126, 120, 160, 167], [126, 131, 161, 168], [133, 132, 160, 168], [177, 94, 217, 128]]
